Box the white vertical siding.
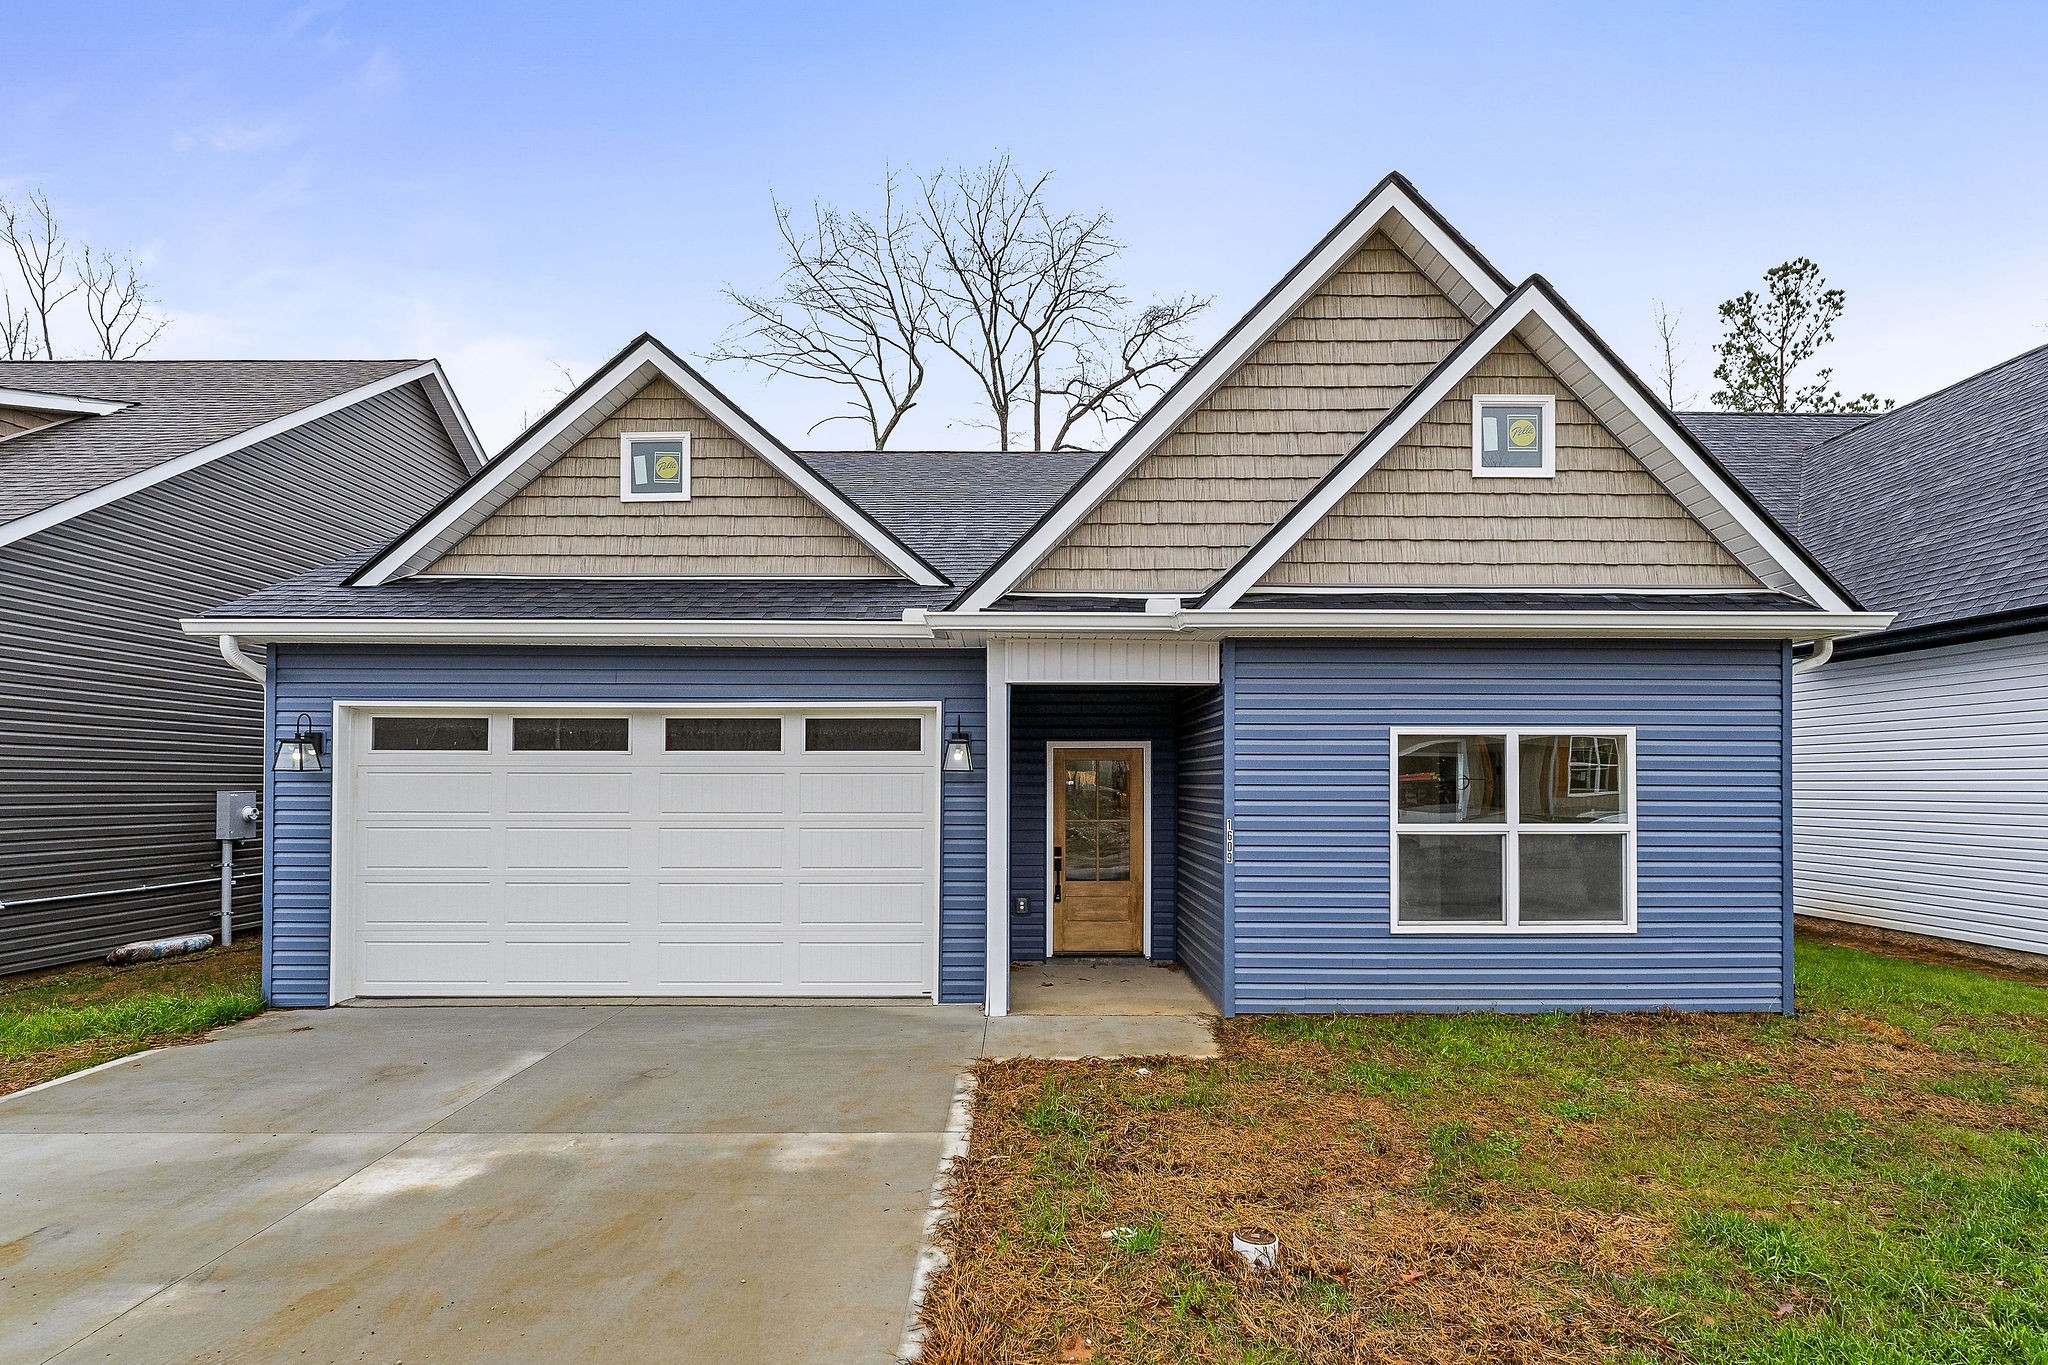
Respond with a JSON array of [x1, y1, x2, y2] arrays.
[[1794, 632, 2048, 955]]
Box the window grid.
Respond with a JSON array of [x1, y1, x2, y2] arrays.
[[1389, 728, 1636, 935]]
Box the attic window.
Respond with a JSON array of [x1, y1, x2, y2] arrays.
[[1472, 395, 1555, 478], [620, 431, 692, 501]]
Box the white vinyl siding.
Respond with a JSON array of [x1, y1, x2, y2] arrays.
[[1794, 633, 2048, 955]]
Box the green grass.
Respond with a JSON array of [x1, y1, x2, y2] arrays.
[[0, 939, 265, 1093], [925, 936, 2048, 1364]]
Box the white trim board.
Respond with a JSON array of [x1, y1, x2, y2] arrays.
[[0, 362, 482, 550], [1200, 283, 1857, 613], [954, 175, 1510, 611], [352, 335, 945, 588], [185, 607, 1893, 648], [0, 386, 128, 416]]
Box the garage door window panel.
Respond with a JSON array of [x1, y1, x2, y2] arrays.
[[667, 717, 783, 752], [371, 716, 489, 751], [512, 717, 631, 752], [805, 717, 922, 752]]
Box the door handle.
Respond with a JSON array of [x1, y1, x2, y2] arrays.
[[1053, 845, 1062, 902]]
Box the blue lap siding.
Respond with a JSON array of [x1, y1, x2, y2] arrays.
[[1172, 683, 1228, 1011], [1227, 639, 1791, 1014], [264, 645, 987, 1007], [1007, 686, 1183, 962]]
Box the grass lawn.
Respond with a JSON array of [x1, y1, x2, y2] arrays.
[[0, 939, 265, 1098], [917, 939, 2048, 1364]]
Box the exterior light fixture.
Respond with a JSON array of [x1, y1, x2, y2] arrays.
[[273, 713, 325, 772], [942, 719, 975, 773]]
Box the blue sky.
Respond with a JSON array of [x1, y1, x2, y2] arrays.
[[7, 1, 2046, 449]]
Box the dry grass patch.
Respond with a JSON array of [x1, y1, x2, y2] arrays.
[[915, 941, 2048, 1364]]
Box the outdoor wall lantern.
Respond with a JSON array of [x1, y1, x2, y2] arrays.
[[943, 719, 975, 773], [273, 713, 325, 772]]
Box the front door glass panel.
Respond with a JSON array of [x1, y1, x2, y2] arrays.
[[1061, 757, 1132, 882]]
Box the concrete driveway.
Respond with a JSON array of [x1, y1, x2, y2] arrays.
[[0, 1003, 997, 1365]]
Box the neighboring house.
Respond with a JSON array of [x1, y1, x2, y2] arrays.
[[1685, 343, 2048, 962], [0, 360, 485, 973], [185, 175, 1885, 1017]]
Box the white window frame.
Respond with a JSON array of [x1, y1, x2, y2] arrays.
[[1470, 394, 1556, 479], [618, 430, 693, 502], [1388, 727, 1637, 935]]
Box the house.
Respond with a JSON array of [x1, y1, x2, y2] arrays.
[[183, 175, 1886, 1016], [0, 360, 485, 973], [1684, 344, 2048, 964]]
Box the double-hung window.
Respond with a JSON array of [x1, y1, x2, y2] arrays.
[[1391, 729, 1635, 932]]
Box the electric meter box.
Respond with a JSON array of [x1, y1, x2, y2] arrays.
[[216, 791, 262, 841]]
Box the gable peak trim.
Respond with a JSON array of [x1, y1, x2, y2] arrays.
[[1199, 278, 1857, 612], [350, 334, 947, 588], [951, 173, 1512, 611]]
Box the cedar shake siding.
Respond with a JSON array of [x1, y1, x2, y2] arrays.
[[1260, 334, 1761, 589], [1022, 232, 1473, 593], [426, 377, 894, 578]]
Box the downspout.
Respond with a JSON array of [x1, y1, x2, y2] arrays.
[[218, 634, 266, 685], [1790, 638, 1833, 675]]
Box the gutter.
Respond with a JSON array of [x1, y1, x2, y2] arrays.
[[217, 634, 267, 684], [185, 606, 1895, 648], [1791, 637, 1834, 675]]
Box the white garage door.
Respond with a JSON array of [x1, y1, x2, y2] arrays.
[[338, 707, 939, 999]]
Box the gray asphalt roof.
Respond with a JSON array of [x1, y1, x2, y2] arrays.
[[1676, 412, 1874, 531], [0, 359, 422, 525], [1681, 345, 2048, 633], [205, 451, 1100, 621]]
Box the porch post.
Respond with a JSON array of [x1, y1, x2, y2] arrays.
[[984, 639, 1010, 1016]]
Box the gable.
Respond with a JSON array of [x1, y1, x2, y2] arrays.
[[1021, 232, 1474, 593], [1258, 335, 1758, 589], [0, 406, 65, 441], [423, 376, 892, 578]]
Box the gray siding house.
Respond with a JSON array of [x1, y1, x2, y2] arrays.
[[187, 176, 1886, 1017], [0, 361, 484, 973], [1685, 343, 2048, 962]]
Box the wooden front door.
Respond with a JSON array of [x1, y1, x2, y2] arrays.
[[1051, 746, 1145, 954]]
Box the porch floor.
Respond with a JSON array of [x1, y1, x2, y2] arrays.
[[1008, 956, 1219, 1017]]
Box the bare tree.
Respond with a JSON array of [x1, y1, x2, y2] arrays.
[[78, 246, 169, 360], [917, 157, 1209, 450], [1043, 295, 1208, 450], [707, 173, 934, 449], [1, 191, 80, 359], [1650, 300, 1693, 408], [0, 294, 33, 360]]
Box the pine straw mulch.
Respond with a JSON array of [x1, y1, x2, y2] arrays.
[[915, 1034, 1674, 1364], [911, 1001, 2045, 1365]]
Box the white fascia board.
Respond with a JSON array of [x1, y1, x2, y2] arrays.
[[955, 181, 1509, 612], [924, 607, 1891, 640], [1203, 288, 1854, 612], [1178, 608, 1893, 640], [179, 615, 942, 646], [0, 387, 129, 416], [356, 339, 943, 588], [0, 364, 442, 552], [415, 361, 488, 471]]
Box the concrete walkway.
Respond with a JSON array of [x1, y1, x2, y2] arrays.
[[0, 999, 1214, 1364]]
